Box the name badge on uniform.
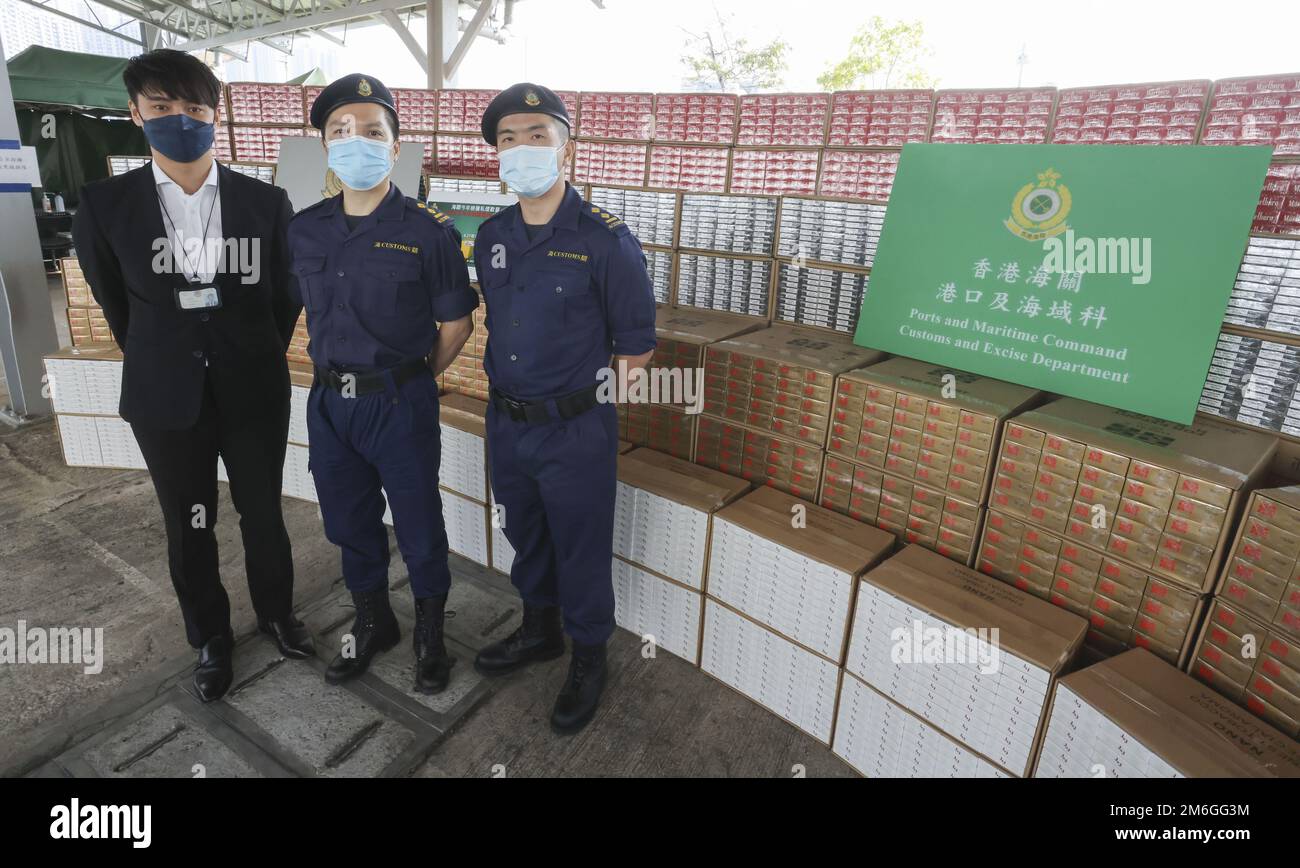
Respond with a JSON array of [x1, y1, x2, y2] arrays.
[[174, 282, 223, 311]]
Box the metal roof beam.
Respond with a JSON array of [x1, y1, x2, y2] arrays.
[[169, 0, 423, 52], [380, 9, 427, 74], [444, 0, 493, 80], [14, 0, 144, 46]]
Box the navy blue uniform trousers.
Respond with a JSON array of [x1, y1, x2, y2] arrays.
[[307, 368, 452, 598], [487, 399, 619, 646]]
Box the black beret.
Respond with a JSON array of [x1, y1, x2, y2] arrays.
[[310, 73, 398, 131], [481, 82, 571, 144]]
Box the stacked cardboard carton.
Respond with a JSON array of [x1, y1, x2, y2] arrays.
[[612, 449, 750, 664], [835, 545, 1087, 777], [820, 357, 1041, 566], [439, 302, 490, 401], [1035, 648, 1300, 777], [436, 394, 492, 567], [1189, 599, 1300, 738], [701, 487, 894, 744], [44, 347, 142, 470], [60, 258, 113, 348], [286, 312, 311, 368], [619, 305, 763, 460], [1216, 486, 1300, 640], [978, 398, 1276, 665], [696, 323, 883, 498]]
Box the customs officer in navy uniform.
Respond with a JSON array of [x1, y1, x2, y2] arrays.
[[473, 83, 657, 734], [287, 74, 478, 693]]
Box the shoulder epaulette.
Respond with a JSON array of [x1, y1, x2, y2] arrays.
[[583, 203, 629, 234], [414, 200, 454, 225]]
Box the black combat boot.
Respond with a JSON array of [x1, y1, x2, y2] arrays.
[[550, 641, 607, 735], [325, 589, 400, 684], [474, 604, 565, 676], [413, 594, 453, 694]]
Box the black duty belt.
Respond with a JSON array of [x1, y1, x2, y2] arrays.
[[490, 384, 601, 424], [315, 358, 430, 395]]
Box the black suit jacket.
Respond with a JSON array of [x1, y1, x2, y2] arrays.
[[72, 163, 301, 431]]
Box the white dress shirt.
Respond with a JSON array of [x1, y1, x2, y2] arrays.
[[153, 159, 222, 284]]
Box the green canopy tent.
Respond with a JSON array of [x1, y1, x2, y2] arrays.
[[286, 68, 328, 86], [10, 46, 148, 207]]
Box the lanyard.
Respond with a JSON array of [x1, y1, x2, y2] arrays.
[[157, 175, 220, 284]]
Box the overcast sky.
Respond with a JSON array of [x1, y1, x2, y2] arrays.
[[216, 0, 1300, 92]]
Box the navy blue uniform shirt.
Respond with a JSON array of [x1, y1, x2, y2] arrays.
[[287, 183, 478, 372], [473, 182, 657, 400]]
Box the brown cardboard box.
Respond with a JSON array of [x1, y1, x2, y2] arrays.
[[1035, 648, 1300, 777], [613, 449, 750, 664], [840, 544, 1088, 777], [1215, 486, 1300, 641], [977, 508, 1205, 667], [816, 451, 984, 566], [618, 447, 751, 519], [1188, 599, 1300, 738], [701, 487, 894, 743], [828, 356, 1041, 503], [619, 402, 697, 460], [695, 414, 823, 499], [991, 398, 1276, 592], [702, 324, 884, 445]]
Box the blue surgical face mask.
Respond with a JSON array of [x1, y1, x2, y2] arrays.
[[142, 113, 214, 163], [327, 135, 394, 191], [498, 144, 564, 198]]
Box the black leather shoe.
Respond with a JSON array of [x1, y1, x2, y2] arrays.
[[258, 615, 315, 659], [413, 594, 453, 694], [193, 632, 235, 703], [325, 590, 400, 684], [474, 604, 564, 677], [550, 641, 607, 735]]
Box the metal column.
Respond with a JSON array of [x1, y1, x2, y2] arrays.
[[0, 32, 59, 424]]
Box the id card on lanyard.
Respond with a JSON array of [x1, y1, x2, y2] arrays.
[[158, 172, 223, 312], [174, 281, 223, 311]]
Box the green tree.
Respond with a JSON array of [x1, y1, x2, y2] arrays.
[[681, 8, 789, 92], [818, 17, 937, 91]]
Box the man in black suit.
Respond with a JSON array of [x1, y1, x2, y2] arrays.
[[72, 49, 314, 702]]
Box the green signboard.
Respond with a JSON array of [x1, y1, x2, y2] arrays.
[[853, 144, 1271, 423], [428, 191, 515, 280]]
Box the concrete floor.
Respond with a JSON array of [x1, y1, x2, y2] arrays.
[[0, 417, 853, 778]]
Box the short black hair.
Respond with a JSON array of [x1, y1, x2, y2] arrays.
[[124, 49, 222, 110]]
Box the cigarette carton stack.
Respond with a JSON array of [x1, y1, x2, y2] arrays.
[[835, 545, 1087, 777], [279, 365, 315, 503], [612, 449, 750, 664], [43, 347, 142, 470], [439, 302, 489, 401], [977, 398, 1276, 665], [1189, 600, 1300, 738], [696, 323, 884, 498], [60, 258, 113, 347], [701, 487, 894, 744], [820, 357, 1040, 566], [286, 312, 311, 367], [618, 305, 763, 460], [436, 394, 492, 567], [1215, 486, 1300, 640], [1035, 648, 1300, 777]]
